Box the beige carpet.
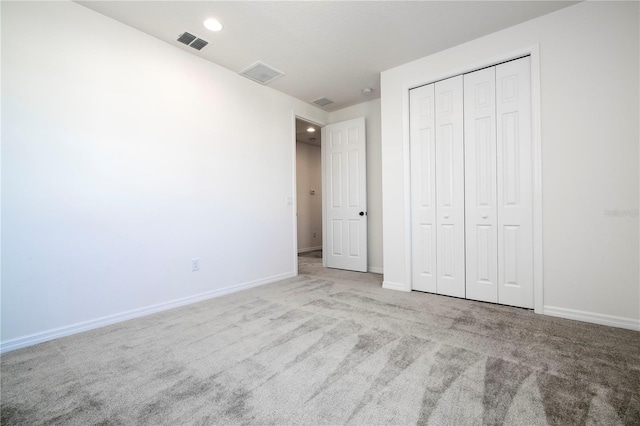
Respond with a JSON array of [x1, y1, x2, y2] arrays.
[[1, 252, 639, 425]]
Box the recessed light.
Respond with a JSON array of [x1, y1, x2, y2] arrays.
[[307, 127, 315, 133], [204, 18, 223, 32]]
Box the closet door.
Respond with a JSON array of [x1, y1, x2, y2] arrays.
[[410, 84, 437, 293], [435, 76, 465, 298], [464, 67, 499, 303], [496, 57, 533, 308]]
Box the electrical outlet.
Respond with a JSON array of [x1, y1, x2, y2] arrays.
[[192, 258, 200, 272]]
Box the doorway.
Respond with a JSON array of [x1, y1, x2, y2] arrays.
[[294, 115, 369, 275], [295, 118, 323, 266]]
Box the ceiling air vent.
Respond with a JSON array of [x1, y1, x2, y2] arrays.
[[312, 97, 334, 107], [177, 32, 209, 51], [189, 38, 208, 51], [239, 61, 285, 85]]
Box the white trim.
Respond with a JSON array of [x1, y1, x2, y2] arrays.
[[298, 246, 322, 253], [320, 127, 327, 268], [291, 112, 299, 277], [529, 45, 545, 315], [321, 125, 327, 269], [403, 46, 544, 314], [0, 271, 295, 354], [543, 306, 640, 332], [368, 266, 384, 274], [401, 82, 413, 293], [383, 280, 410, 292]]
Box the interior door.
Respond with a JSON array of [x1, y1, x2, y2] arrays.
[[465, 66, 499, 303], [323, 117, 367, 272], [434, 76, 466, 298], [410, 84, 437, 292], [496, 57, 533, 308], [409, 57, 533, 308]]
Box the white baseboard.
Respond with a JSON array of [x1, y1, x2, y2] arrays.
[[368, 266, 383, 274], [543, 305, 640, 331], [0, 271, 296, 354], [298, 246, 322, 254], [382, 280, 410, 292]]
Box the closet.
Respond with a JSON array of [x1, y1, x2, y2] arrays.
[[409, 56, 533, 309]]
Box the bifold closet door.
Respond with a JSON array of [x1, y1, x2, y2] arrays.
[[409, 83, 437, 293], [464, 57, 534, 308], [409, 76, 465, 297], [496, 57, 533, 309], [410, 58, 532, 308], [464, 67, 499, 303], [434, 76, 465, 298]]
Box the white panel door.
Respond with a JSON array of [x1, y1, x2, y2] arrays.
[[464, 67, 499, 303], [435, 76, 465, 298], [324, 117, 367, 272], [496, 57, 533, 308], [410, 84, 437, 292]]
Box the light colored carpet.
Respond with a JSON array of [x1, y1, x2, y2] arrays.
[[1, 253, 639, 425]]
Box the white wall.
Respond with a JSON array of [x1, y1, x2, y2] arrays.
[[296, 142, 322, 252], [381, 1, 639, 329], [329, 98, 383, 274], [1, 1, 328, 349]]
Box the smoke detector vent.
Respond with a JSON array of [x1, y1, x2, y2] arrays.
[[312, 97, 334, 107], [177, 32, 209, 51], [239, 61, 285, 85]]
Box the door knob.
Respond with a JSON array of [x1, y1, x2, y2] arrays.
[[444, 214, 449, 219], [482, 214, 488, 219], [359, 211, 365, 216]]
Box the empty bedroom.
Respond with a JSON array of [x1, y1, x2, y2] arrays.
[[1, 1, 638, 424]]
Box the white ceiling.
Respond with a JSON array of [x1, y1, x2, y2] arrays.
[[77, 1, 577, 112], [296, 118, 322, 147]]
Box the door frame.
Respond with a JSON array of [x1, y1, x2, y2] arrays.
[[404, 45, 544, 313], [292, 112, 326, 276]]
